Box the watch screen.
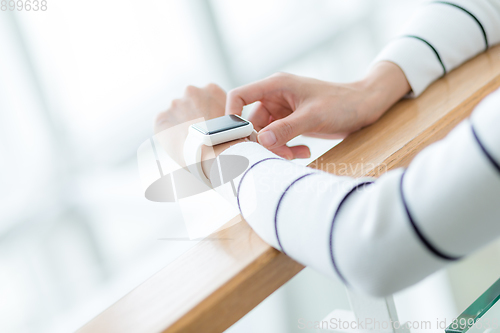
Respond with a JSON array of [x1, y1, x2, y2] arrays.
[[192, 115, 249, 135]]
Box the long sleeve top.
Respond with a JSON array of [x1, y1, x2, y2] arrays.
[[210, 0, 500, 297]]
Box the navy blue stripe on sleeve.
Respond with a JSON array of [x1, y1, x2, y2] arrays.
[[471, 123, 500, 175], [329, 181, 374, 285], [274, 172, 316, 254], [402, 35, 447, 77], [236, 157, 281, 214], [399, 170, 462, 261], [433, 1, 489, 51]]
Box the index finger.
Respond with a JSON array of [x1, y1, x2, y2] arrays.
[[225, 77, 279, 115]]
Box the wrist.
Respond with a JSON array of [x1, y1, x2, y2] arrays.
[[354, 61, 411, 124], [201, 138, 249, 181]]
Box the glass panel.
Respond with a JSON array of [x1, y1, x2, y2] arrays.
[[446, 278, 500, 333]]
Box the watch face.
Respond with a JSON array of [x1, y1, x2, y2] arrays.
[[192, 115, 249, 135]]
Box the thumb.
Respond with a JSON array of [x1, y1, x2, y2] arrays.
[[257, 112, 309, 149]]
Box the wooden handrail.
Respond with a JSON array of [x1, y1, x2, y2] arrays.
[[78, 45, 500, 333]]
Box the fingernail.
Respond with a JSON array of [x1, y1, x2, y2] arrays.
[[258, 131, 277, 148]]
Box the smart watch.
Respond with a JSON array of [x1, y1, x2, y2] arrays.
[[183, 114, 255, 186]]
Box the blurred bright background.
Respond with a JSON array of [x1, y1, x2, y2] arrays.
[[3, 0, 500, 332]]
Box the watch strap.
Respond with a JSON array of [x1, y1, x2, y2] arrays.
[[183, 134, 212, 187]]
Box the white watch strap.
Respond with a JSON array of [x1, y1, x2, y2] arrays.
[[249, 129, 258, 142], [183, 128, 258, 187], [183, 134, 212, 187]]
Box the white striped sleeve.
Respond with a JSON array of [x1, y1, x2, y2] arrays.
[[212, 88, 500, 297], [373, 0, 500, 96]]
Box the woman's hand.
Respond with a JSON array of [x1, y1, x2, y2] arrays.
[[155, 83, 227, 132], [226, 61, 411, 159], [154, 84, 227, 167]]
